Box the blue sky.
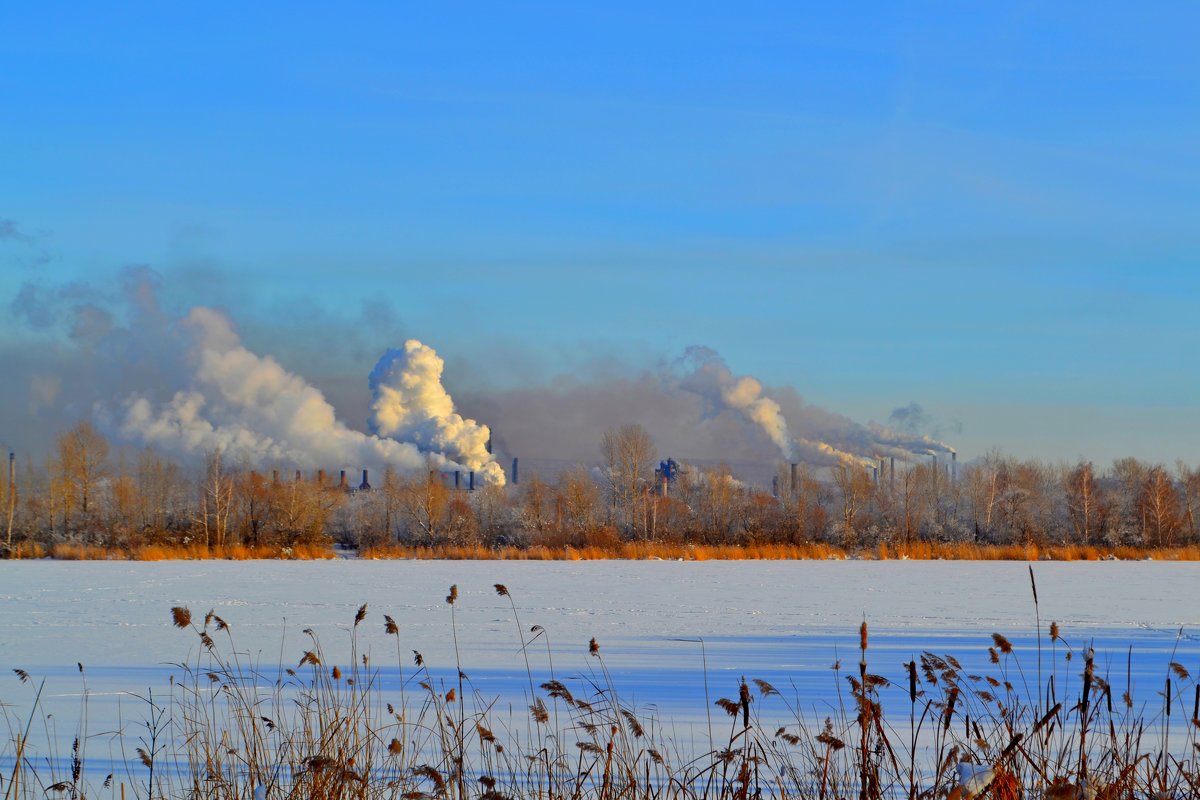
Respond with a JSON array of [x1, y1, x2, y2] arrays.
[[2, 2, 1198, 465]]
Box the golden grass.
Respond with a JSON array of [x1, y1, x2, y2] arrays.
[[361, 540, 1200, 561], [39, 542, 336, 561], [49, 542, 113, 560], [22, 538, 1200, 561]]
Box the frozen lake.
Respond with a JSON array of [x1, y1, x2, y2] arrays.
[[2, 559, 1198, 781]]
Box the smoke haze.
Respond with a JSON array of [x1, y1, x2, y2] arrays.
[[117, 307, 470, 475], [3, 267, 954, 479]]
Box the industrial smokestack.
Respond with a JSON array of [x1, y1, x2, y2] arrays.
[[272, 469, 279, 484], [339, 469, 347, 489], [295, 469, 302, 482], [6, 452, 13, 550], [872, 466, 878, 484], [367, 341, 505, 486], [511, 457, 519, 485], [952, 451, 957, 482], [772, 475, 779, 498], [890, 457, 895, 490], [359, 469, 371, 491], [469, 471, 475, 491], [454, 470, 461, 489], [790, 463, 798, 494], [317, 469, 325, 486]]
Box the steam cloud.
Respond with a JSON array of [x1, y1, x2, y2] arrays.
[[115, 308, 504, 482], [5, 267, 955, 479], [673, 347, 952, 467], [368, 341, 505, 484], [676, 347, 871, 466]]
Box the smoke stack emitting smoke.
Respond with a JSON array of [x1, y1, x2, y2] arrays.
[[675, 346, 953, 467], [11, 267, 956, 478], [117, 308, 505, 484], [368, 341, 505, 485], [106, 312, 951, 479]]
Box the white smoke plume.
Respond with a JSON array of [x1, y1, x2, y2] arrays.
[[368, 341, 505, 485], [866, 421, 956, 457], [675, 347, 873, 467], [118, 307, 467, 475], [671, 346, 953, 468], [4, 266, 953, 480]]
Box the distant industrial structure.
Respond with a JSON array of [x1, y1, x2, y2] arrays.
[[654, 458, 682, 496]]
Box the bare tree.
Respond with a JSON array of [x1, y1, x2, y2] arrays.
[[779, 463, 827, 543], [106, 454, 141, 551], [397, 471, 453, 545], [233, 469, 273, 547], [557, 467, 599, 538], [472, 483, 512, 546], [4, 451, 16, 553], [1140, 466, 1181, 548], [264, 471, 344, 548], [379, 467, 402, 544], [1065, 461, 1106, 544], [197, 450, 235, 551], [832, 463, 872, 547], [57, 420, 109, 532], [600, 424, 656, 537], [908, 464, 933, 544], [518, 476, 552, 538], [1176, 462, 1200, 543]]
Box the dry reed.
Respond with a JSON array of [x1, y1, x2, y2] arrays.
[[2, 582, 1199, 799]]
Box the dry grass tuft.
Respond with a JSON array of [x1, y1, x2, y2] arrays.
[[5, 584, 1200, 800], [170, 606, 191, 629]]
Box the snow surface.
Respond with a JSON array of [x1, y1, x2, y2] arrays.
[[2, 560, 1197, 777], [1, 559, 1196, 670]]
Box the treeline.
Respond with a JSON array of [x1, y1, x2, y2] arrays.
[[3, 421, 1200, 558]]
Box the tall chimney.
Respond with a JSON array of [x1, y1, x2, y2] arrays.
[[511, 457, 519, 485], [295, 469, 302, 483], [951, 451, 957, 482], [454, 470, 461, 489], [317, 469, 325, 486], [469, 471, 475, 491], [890, 457, 895, 490], [359, 469, 371, 491], [872, 466, 878, 484], [6, 452, 13, 550], [790, 463, 798, 494], [339, 469, 347, 489], [772, 475, 779, 498], [272, 469, 279, 484]]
